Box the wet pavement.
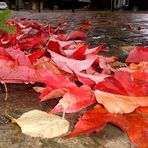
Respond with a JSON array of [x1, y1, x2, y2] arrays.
[[13, 10, 148, 59], [1, 10, 148, 147]]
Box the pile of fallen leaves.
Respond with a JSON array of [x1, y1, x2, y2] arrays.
[[0, 14, 148, 148]]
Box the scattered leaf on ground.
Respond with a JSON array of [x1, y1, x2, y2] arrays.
[[95, 89, 148, 113], [65, 105, 148, 148], [126, 46, 148, 63], [13, 110, 70, 138]]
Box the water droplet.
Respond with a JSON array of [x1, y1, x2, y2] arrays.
[[1, 81, 4, 84], [30, 82, 35, 84], [44, 58, 49, 62]]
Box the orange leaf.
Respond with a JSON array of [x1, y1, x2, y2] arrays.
[[130, 62, 148, 81], [65, 105, 148, 148], [112, 107, 148, 148], [95, 90, 148, 114]]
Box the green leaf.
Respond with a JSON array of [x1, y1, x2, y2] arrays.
[[0, 9, 12, 24], [0, 9, 16, 34]]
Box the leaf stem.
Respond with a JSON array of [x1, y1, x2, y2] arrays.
[[1, 80, 8, 100]]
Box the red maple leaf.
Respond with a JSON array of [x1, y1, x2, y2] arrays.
[[126, 46, 148, 63], [65, 105, 148, 148], [95, 70, 148, 113], [67, 31, 87, 40], [129, 62, 148, 81], [50, 85, 95, 113]]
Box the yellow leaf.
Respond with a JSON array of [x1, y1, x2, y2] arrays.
[[14, 110, 69, 138]]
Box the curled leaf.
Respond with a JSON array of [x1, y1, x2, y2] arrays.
[[95, 90, 148, 114], [50, 85, 95, 113], [126, 46, 148, 63], [67, 31, 87, 40], [48, 50, 96, 73]]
